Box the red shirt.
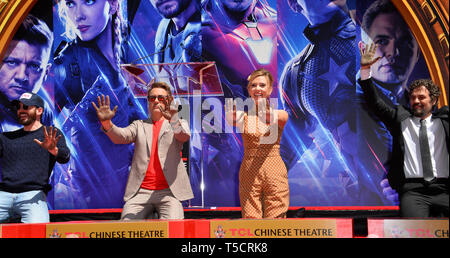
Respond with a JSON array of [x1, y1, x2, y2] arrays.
[[140, 119, 169, 190]]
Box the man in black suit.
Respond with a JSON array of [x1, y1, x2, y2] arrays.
[[358, 42, 449, 218]]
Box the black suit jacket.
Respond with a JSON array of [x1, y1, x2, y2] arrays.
[[359, 78, 449, 192]]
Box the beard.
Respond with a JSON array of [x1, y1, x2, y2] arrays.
[[18, 110, 37, 126], [156, 0, 191, 19], [412, 109, 425, 117], [412, 104, 432, 118]]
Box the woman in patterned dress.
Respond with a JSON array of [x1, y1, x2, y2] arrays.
[[226, 68, 290, 218]]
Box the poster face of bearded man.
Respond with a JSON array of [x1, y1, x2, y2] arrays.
[[150, 0, 192, 18]]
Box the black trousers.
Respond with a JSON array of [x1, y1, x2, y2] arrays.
[[400, 180, 449, 218]]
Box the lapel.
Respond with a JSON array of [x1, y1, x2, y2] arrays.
[[143, 119, 153, 158], [432, 106, 449, 150], [432, 106, 449, 120], [159, 119, 171, 142], [158, 120, 171, 167]]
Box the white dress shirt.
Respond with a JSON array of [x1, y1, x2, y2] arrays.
[[402, 115, 449, 179]]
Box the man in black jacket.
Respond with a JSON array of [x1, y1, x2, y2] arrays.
[[359, 42, 449, 217]]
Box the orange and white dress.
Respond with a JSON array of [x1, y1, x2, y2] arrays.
[[239, 113, 289, 218]]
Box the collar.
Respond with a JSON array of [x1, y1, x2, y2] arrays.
[[371, 79, 407, 105], [152, 118, 165, 126], [356, 72, 407, 105], [411, 115, 431, 125]]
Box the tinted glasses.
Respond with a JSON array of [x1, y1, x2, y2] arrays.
[[13, 102, 32, 111], [148, 95, 168, 102]]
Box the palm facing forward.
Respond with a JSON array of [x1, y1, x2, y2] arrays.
[[34, 126, 62, 155], [359, 42, 381, 69], [92, 94, 118, 121], [159, 96, 179, 122]]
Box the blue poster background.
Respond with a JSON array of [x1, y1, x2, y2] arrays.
[[0, 0, 431, 210]]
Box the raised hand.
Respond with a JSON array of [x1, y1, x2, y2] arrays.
[[359, 41, 381, 69], [92, 94, 118, 122], [34, 126, 62, 155], [159, 96, 179, 122]]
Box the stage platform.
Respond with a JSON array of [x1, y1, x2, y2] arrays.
[[47, 206, 400, 236], [48, 206, 401, 221], [0, 206, 448, 238]]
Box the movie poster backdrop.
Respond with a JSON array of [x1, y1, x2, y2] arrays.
[[0, 0, 431, 209]]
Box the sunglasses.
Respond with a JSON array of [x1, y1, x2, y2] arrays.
[[13, 103, 33, 111], [148, 95, 168, 102]]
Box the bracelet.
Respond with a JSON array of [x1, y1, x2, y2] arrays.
[[361, 65, 371, 70]]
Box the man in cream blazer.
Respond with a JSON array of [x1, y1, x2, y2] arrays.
[[92, 82, 193, 219]]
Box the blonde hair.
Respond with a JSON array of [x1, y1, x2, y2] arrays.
[[247, 68, 274, 89], [57, 0, 124, 67]]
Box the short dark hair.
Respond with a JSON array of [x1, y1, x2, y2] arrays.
[[362, 0, 399, 32], [13, 14, 53, 51], [409, 79, 441, 104], [148, 81, 173, 98]]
